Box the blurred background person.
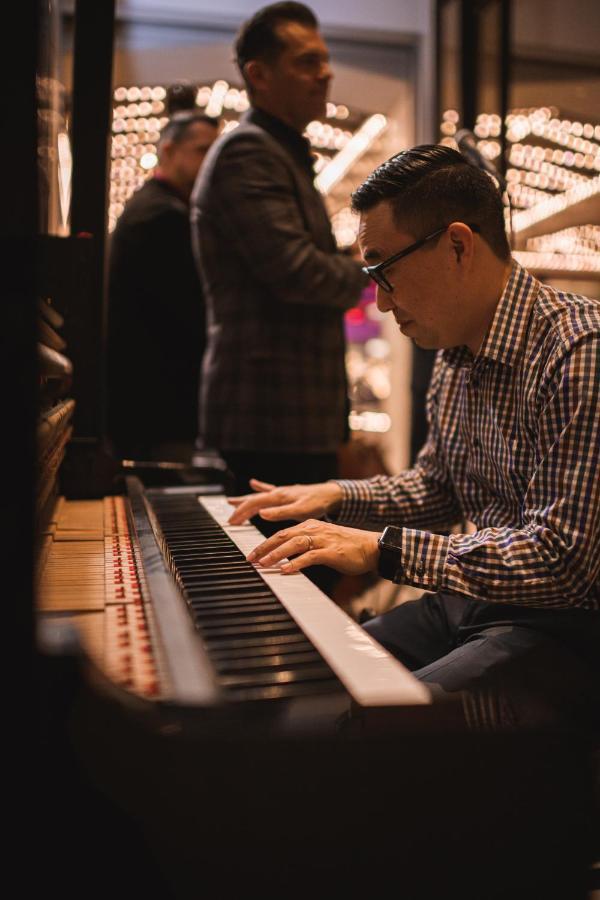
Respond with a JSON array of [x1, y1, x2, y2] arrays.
[[107, 110, 219, 462], [190, 2, 367, 501], [164, 79, 198, 116]]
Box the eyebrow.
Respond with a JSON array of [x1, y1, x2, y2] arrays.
[[296, 49, 329, 61]]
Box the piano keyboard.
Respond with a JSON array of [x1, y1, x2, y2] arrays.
[[197, 495, 430, 708], [37, 484, 430, 714], [149, 492, 341, 703]]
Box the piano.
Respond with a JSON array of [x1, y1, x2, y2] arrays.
[[21, 3, 591, 897], [37, 479, 432, 730]]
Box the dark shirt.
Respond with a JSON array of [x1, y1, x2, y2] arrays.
[[107, 176, 205, 457], [246, 107, 315, 176]]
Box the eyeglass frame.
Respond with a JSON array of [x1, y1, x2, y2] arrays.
[[361, 222, 481, 293]]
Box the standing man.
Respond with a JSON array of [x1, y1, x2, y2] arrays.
[[107, 111, 219, 462], [228, 145, 600, 732], [190, 2, 366, 497]]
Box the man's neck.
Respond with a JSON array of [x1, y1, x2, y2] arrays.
[[466, 257, 513, 356], [154, 168, 190, 201], [252, 102, 304, 135]]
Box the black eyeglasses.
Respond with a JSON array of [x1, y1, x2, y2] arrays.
[[362, 223, 480, 293]]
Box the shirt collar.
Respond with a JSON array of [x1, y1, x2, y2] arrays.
[[476, 260, 541, 368], [244, 107, 315, 174], [442, 260, 541, 370]]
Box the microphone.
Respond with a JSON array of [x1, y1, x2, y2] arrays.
[[455, 128, 506, 192]]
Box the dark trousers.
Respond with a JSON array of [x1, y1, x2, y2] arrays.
[[221, 450, 340, 596], [364, 591, 600, 732]]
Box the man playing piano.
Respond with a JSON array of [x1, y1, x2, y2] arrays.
[[228, 145, 600, 731]]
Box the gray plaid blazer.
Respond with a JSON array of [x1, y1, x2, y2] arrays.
[[190, 110, 366, 454]]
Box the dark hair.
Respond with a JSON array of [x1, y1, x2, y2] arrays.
[[165, 80, 198, 115], [158, 110, 219, 150], [235, 2, 318, 81], [351, 144, 511, 261]]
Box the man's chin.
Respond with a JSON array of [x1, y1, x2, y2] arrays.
[[310, 97, 327, 121], [412, 337, 438, 350]]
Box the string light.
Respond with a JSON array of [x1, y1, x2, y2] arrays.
[[331, 206, 358, 247], [315, 114, 387, 194], [110, 82, 387, 243], [440, 106, 600, 272], [513, 251, 600, 273], [305, 120, 352, 151], [205, 80, 229, 118], [527, 225, 600, 255], [512, 173, 600, 232]]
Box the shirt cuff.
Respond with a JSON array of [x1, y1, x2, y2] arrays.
[[399, 528, 450, 591], [329, 479, 374, 525]]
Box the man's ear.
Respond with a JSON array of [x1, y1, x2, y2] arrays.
[[159, 139, 175, 163], [450, 230, 464, 262], [244, 59, 269, 94], [448, 222, 474, 264]]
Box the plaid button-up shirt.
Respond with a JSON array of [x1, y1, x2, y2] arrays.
[[336, 262, 600, 610]]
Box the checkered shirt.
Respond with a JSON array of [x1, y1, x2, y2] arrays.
[[336, 262, 600, 609]]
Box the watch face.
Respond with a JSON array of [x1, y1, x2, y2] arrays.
[[380, 525, 403, 549]]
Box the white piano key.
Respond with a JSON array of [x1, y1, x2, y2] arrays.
[[199, 496, 431, 708]]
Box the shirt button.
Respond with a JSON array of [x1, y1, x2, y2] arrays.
[[473, 438, 481, 449], [415, 562, 425, 576]]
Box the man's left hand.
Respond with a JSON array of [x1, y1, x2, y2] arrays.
[[246, 519, 381, 576]]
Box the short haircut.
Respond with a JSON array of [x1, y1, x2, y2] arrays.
[[235, 2, 318, 83], [158, 110, 219, 151], [351, 144, 511, 261], [165, 81, 198, 116]]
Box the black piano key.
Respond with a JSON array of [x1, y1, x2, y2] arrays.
[[198, 622, 300, 639], [195, 612, 291, 629], [184, 587, 268, 600], [214, 650, 323, 673], [190, 597, 281, 615], [207, 633, 309, 652], [182, 576, 264, 590], [190, 607, 284, 622], [219, 664, 335, 689], [227, 679, 340, 702], [210, 640, 316, 660], [171, 551, 242, 561], [176, 563, 251, 574]]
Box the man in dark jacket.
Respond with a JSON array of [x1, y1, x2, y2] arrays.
[[107, 111, 218, 461], [190, 2, 366, 496]]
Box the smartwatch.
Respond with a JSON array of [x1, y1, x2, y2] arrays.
[[377, 525, 404, 582]]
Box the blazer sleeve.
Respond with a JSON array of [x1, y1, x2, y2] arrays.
[[193, 130, 366, 310]]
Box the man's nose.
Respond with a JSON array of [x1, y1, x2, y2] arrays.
[[319, 60, 333, 82], [376, 286, 395, 313]]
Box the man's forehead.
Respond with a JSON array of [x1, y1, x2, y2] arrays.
[[358, 202, 411, 250], [183, 121, 217, 144], [274, 20, 328, 56]]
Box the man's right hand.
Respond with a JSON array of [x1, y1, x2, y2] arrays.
[[227, 478, 344, 525]]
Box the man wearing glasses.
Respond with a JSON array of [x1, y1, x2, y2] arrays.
[[229, 144, 600, 731]]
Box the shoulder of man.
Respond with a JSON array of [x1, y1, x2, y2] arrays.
[[533, 280, 600, 357], [117, 179, 186, 231], [200, 120, 298, 182]]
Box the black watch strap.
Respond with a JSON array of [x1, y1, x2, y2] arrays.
[[377, 525, 404, 582]]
